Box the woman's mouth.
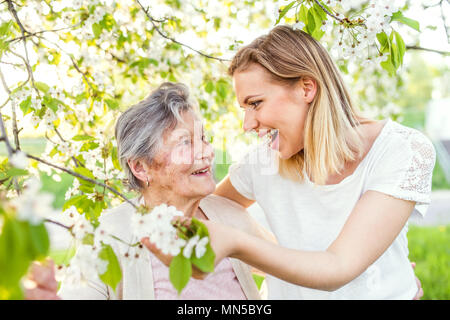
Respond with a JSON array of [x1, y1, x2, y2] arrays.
[[191, 166, 211, 177], [267, 129, 279, 150]]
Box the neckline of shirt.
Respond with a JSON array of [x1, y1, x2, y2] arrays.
[[303, 118, 392, 190]]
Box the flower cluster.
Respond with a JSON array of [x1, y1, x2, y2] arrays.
[[131, 203, 187, 256], [183, 234, 209, 259], [10, 178, 57, 225], [330, 1, 402, 64]]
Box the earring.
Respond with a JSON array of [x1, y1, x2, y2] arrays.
[[146, 177, 150, 187]]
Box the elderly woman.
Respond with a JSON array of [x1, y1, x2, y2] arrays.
[[27, 82, 273, 300]]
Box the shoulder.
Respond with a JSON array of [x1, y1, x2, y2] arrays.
[[379, 120, 435, 160], [369, 120, 436, 183], [99, 197, 141, 235], [200, 194, 247, 218]]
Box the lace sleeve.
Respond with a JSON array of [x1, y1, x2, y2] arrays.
[[366, 124, 436, 217], [398, 130, 436, 198]]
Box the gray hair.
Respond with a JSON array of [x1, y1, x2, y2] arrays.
[[115, 82, 197, 191]]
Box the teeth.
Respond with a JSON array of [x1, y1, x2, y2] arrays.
[[193, 168, 209, 175], [265, 129, 278, 144]]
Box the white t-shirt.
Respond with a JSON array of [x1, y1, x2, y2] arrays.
[[229, 118, 436, 299]]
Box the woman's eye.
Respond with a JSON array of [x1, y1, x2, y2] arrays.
[[249, 101, 261, 109], [182, 138, 191, 145]]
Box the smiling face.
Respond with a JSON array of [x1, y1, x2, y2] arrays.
[[233, 63, 313, 159], [146, 110, 216, 202]]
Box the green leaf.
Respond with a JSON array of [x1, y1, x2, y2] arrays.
[[6, 167, 28, 177], [19, 96, 32, 115], [310, 4, 326, 40], [111, 145, 121, 171], [0, 21, 13, 37], [275, 1, 296, 25], [388, 31, 401, 70], [191, 244, 215, 273], [376, 32, 390, 53], [312, 2, 327, 20], [72, 134, 95, 141], [105, 99, 119, 110], [169, 253, 192, 294], [79, 141, 100, 152], [35, 82, 50, 93], [215, 79, 229, 102], [205, 81, 214, 94], [298, 4, 308, 23], [394, 30, 406, 66], [0, 218, 31, 288], [87, 201, 106, 221], [74, 166, 95, 181], [82, 232, 94, 245], [380, 57, 395, 75], [306, 9, 316, 35], [391, 11, 420, 32], [92, 23, 102, 38], [191, 218, 209, 237], [27, 222, 50, 260], [98, 244, 122, 293], [63, 194, 87, 211]]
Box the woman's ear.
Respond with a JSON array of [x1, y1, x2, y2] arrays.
[[299, 77, 317, 104], [127, 158, 151, 186]]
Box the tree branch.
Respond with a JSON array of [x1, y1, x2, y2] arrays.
[[0, 109, 21, 194], [7, 23, 83, 44], [0, 64, 20, 150], [135, 0, 229, 62], [406, 45, 450, 55], [44, 218, 71, 230], [25, 153, 138, 209], [6, 0, 40, 99], [313, 0, 344, 23]]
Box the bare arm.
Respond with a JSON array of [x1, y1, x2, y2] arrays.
[[206, 190, 415, 291], [214, 175, 255, 209]]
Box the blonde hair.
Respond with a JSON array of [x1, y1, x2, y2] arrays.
[[229, 25, 374, 185]]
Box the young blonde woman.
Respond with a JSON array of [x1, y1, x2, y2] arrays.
[[144, 25, 434, 299]]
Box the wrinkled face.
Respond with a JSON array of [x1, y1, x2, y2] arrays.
[[148, 110, 216, 200], [233, 64, 310, 159]]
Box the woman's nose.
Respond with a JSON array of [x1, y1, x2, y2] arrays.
[[243, 109, 258, 132], [194, 139, 214, 161]]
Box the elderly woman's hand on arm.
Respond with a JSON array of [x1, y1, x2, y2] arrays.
[[24, 259, 60, 300]]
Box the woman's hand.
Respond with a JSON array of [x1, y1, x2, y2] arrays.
[[141, 218, 240, 279], [24, 259, 60, 300]]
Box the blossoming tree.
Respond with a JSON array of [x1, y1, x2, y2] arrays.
[[0, 0, 447, 299]]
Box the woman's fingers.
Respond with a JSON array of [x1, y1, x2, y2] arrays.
[[28, 259, 58, 292], [25, 286, 61, 300], [141, 237, 173, 266], [24, 259, 60, 300]]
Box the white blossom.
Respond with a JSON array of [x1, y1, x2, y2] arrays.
[[183, 235, 199, 258], [11, 178, 56, 225], [59, 244, 109, 288], [10, 151, 29, 169], [72, 214, 94, 240], [292, 21, 305, 31], [131, 204, 186, 256], [195, 236, 209, 258]]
